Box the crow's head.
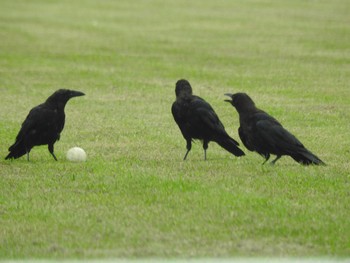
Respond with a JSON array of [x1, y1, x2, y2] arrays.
[[224, 92, 255, 113], [175, 79, 193, 97], [46, 89, 85, 108]]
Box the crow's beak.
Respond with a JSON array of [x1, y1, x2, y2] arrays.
[[224, 93, 233, 102], [70, 90, 85, 98]]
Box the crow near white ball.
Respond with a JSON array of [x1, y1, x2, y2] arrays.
[[66, 147, 87, 162]]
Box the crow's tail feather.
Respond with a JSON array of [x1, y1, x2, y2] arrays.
[[290, 148, 325, 165], [216, 136, 245, 157], [5, 141, 27, 160]]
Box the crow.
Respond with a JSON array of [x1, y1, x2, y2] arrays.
[[171, 79, 245, 160], [5, 89, 85, 161], [225, 92, 325, 165]]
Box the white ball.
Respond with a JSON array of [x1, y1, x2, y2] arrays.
[[66, 147, 87, 162]]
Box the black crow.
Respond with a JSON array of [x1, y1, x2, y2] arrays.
[[171, 79, 245, 160], [225, 92, 325, 165], [5, 89, 85, 161]]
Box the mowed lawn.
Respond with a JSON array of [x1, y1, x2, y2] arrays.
[[0, 0, 349, 259]]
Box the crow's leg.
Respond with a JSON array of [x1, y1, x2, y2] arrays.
[[262, 153, 270, 165], [26, 147, 30, 161], [270, 155, 281, 165], [203, 141, 209, 161], [48, 144, 58, 161], [183, 140, 192, 160]]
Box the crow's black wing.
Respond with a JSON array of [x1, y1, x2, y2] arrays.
[[171, 100, 191, 140], [254, 112, 325, 165], [12, 104, 63, 149], [190, 96, 229, 136], [254, 117, 304, 156], [191, 96, 243, 155], [171, 101, 182, 127], [238, 126, 254, 151]]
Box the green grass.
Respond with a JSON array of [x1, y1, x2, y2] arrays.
[[0, 0, 349, 259]]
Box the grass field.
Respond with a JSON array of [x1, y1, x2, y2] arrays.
[[0, 0, 349, 259]]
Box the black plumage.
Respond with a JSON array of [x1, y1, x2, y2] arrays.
[[5, 89, 85, 161], [225, 92, 325, 165], [171, 79, 245, 160]]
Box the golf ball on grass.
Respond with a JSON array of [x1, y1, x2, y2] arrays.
[[66, 147, 87, 162]]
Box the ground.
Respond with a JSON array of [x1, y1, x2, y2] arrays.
[[0, 0, 349, 259]]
